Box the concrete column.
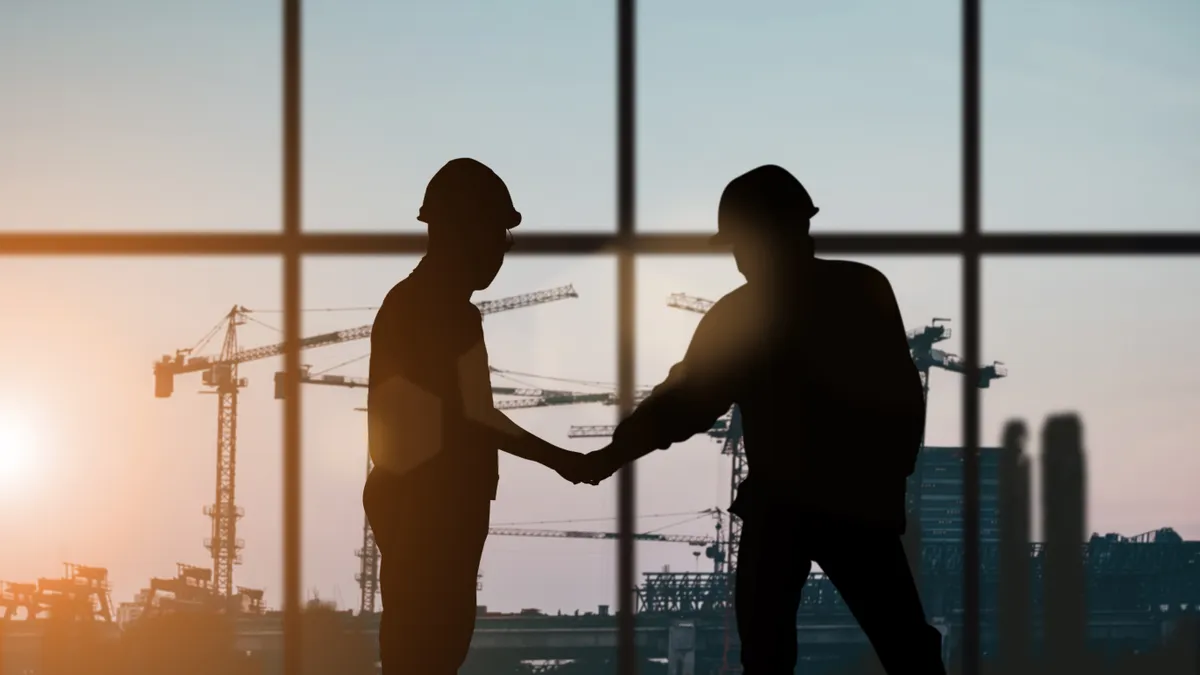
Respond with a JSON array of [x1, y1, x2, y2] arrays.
[[998, 420, 1032, 672], [1041, 414, 1087, 671]]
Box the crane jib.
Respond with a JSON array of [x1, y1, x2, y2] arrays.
[[159, 284, 580, 374]]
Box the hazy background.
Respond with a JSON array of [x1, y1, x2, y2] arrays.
[[1, 0, 1197, 614]]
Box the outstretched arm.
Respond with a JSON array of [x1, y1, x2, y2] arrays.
[[372, 373, 588, 482], [369, 315, 590, 483], [597, 303, 746, 472], [471, 407, 584, 474], [454, 337, 591, 482]]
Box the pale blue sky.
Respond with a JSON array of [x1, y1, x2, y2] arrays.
[[0, 1, 1197, 615]]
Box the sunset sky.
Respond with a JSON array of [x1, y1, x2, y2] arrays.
[[1, 0, 1197, 615]]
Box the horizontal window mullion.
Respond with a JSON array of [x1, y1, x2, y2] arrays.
[[0, 232, 290, 256], [3, 231, 1200, 256]]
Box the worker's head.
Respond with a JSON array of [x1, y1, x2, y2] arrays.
[[419, 158, 521, 291], [711, 165, 818, 283]]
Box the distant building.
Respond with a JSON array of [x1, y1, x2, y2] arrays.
[[116, 588, 152, 627], [908, 446, 1003, 544]]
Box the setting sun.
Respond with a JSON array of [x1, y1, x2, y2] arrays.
[[0, 412, 36, 480]]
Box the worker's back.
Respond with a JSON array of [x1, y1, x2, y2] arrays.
[[723, 258, 926, 530], [367, 264, 500, 502]]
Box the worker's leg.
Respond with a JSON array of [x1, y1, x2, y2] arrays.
[[734, 512, 811, 675], [436, 497, 491, 673], [813, 526, 946, 675], [366, 475, 491, 675]]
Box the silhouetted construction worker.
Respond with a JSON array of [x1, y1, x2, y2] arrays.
[[584, 165, 945, 674], [364, 158, 592, 675]]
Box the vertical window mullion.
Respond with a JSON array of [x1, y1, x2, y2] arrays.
[[961, 0, 983, 673], [616, 1, 638, 675], [282, 2, 304, 675]]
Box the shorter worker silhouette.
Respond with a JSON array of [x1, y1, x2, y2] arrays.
[[362, 158, 593, 675], [582, 165, 947, 674]]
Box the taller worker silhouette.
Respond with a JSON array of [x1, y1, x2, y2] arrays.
[[583, 165, 946, 674], [363, 158, 592, 675]]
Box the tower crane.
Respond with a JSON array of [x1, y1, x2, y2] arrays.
[[906, 317, 1008, 402], [274, 365, 654, 411], [280, 365, 653, 614], [488, 520, 726, 574], [487, 516, 743, 615], [152, 285, 578, 599], [568, 416, 731, 440]]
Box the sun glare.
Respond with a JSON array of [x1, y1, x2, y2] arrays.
[[0, 414, 36, 481]]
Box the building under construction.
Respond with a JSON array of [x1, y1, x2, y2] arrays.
[[0, 563, 115, 624], [3, 525, 1199, 675], [909, 446, 1004, 544]]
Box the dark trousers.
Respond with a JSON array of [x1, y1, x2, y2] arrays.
[[735, 510, 946, 675], [364, 471, 491, 675]]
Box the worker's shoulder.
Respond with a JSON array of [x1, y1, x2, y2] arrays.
[[820, 258, 889, 284], [372, 279, 425, 330], [819, 259, 894, 296], [703, 283, 753, 318], [694, 285, 764, 339], [376, 279, 412, 313]]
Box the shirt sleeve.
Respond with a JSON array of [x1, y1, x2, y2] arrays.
[[612, 300, 746, 455]]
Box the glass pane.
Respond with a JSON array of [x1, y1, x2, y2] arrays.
[[299, 255, 617, 672], [984, 2, 1200, 232], [981, 258, 1200, 672], [632, 255, 963, 673], [0, 5, 281, 232], [637, 2, 961, 234], [305, 3, 616, 233], [0, 258, 280, 674]]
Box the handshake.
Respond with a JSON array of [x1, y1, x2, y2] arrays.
[[547, 445, 625, 486]]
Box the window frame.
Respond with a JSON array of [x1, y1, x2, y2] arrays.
[[3, 2, 1200, 675]]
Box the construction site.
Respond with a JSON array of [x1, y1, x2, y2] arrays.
[[3, 286, 1199, 675]]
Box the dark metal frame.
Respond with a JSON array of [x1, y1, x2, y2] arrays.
[[2, 1, 1198, 674]]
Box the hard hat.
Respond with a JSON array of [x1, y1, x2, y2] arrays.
[[417, 158, 522, 231], [711, 164, 818, 246]]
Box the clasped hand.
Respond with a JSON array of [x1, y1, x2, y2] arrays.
[[551, 445, 622, 486]]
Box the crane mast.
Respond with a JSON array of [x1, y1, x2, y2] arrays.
[[204, 308, 248, 605], [355, 442, 379, 614], [154, 286, 579, 600]]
